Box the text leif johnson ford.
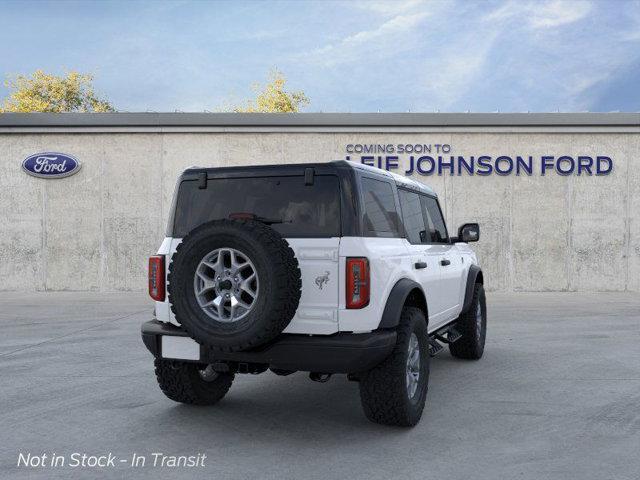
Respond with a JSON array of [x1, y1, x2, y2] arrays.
[[142, 160, 486, 426]]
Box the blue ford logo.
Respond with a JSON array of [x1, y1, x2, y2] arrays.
[[22, 152, 81, 179]]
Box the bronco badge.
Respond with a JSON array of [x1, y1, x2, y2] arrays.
[[315, 271, 330, 290]]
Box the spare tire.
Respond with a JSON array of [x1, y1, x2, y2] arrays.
[[168, 219, 301, 352]]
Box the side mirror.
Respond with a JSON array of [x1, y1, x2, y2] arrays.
[[457, 223, 480, 243]]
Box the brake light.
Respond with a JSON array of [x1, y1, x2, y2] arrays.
[[229, 212, 256, 220], [148, 256, 165, 301], [346, 257, 369, 309]]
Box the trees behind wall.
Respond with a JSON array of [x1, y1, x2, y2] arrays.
[[0, 70, 115, 113], [0, 68, 309, 113], [232, 69, 309, 113]]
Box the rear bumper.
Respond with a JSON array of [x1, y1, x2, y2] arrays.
[[141, 320, 396, 374]]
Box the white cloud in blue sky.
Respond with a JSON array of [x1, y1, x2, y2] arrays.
[[0, 0, 638, 112]]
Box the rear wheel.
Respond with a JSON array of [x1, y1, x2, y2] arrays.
[[449, 283, 486, 360], [154, 358, 234, 405], [358, 307, 430, 427]]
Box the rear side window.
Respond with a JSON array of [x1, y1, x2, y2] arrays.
[[422, 196, 449, 243], [398, 189, 428, 244], [172, 175, 340, 238], [361, 177, 401, 237]]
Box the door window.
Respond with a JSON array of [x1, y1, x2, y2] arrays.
[[398, 189, 428, 244], [422, 196, 449, 243], [361, 177, 401, 237]]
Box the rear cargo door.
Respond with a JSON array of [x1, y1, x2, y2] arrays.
[[169, 171, 343, 334], [283, 238, 340, 335]]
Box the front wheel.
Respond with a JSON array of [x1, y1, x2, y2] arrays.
[[358, 307, 430, 427], [154, 358, 234, 405]]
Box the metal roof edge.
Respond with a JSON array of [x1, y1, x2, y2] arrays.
[[0, 112, 639, 128]]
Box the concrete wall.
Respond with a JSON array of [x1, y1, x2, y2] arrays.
[[1, 130, 638, 292]]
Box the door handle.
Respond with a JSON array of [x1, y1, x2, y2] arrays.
[[414, 262, 427, 270], [440, 259, 451, 266]]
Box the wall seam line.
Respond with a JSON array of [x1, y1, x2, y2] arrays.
[[41, 158, 48, 291], [99, 137, 105, 292], [566, 142, 574, 292], [509, 168, 514, 292], [625, 139, 631, 290]]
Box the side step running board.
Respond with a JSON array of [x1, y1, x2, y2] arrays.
[[428, 324, 462, 357], [435, 327, 461, 344], [428, 339, 443, 356]]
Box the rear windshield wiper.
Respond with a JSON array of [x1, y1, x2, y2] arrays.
[[228, 212, 291, 225]]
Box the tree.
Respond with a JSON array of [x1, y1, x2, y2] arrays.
[[1, 70, 114, 113], [234, 70, 309, 113]]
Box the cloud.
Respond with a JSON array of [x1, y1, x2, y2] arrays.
[[302, 11, 430, 66], [417, 27, 500, 110], [484, 0, 592, 29], [530, 0, 592, 28], [330, 12, 427, 46], [473, 0, 640, 112], [351, 0, 431, 16], [292, 0, 639, 112]]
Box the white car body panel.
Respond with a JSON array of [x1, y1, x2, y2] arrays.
[[155, 235, 478, 335], [403, 241, 447, 327], [338, 236, 413, 333], [155, 236, 341, 334], [280, 238, 340, 334]]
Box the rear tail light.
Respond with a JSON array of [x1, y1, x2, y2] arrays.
[[346, 257, 369, 309], [148, 256, 165, 301]]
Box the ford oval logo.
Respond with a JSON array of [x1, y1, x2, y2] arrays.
[[22, 152, 81, 179]]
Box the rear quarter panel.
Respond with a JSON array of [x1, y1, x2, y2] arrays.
[[338, 237, 416, 333]]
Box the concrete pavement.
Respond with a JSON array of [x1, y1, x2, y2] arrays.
[[1, 292, 639, 480]]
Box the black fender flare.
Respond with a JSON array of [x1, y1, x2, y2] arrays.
[[461, 265, 483, 314], [378, 279, 427, 329]]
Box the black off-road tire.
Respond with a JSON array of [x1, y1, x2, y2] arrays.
[[168, 219, 301, 352], [154, 358, 234, 405], [358, 307, 430, 427], [449, 283, 486, 360]]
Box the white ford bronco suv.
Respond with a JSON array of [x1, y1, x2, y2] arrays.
[[142, 160, 485, 427]]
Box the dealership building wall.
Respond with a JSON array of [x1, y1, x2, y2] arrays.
[[1, 112, 639, 293]]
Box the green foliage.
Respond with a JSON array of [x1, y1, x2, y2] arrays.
[[1, 70, 114, 113], [234, 70, 309, 113]]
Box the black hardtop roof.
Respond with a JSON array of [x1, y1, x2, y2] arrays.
[[183, 160, 349, 177], [181, 160, 436, 196]]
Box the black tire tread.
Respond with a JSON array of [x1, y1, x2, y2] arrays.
[[359, 307, 429, 427], [167, 219, 301, 352], [154, 358, 234, 405], [449, 283, 486, 360]]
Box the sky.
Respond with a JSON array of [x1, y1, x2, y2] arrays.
[[0, 0, 639, 112]]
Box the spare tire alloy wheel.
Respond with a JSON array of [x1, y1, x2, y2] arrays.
[[168, 219, 301, 353], [194, 248, 259, 322]]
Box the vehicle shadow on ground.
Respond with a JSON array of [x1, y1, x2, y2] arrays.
[[137, 353, 472, 447]]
